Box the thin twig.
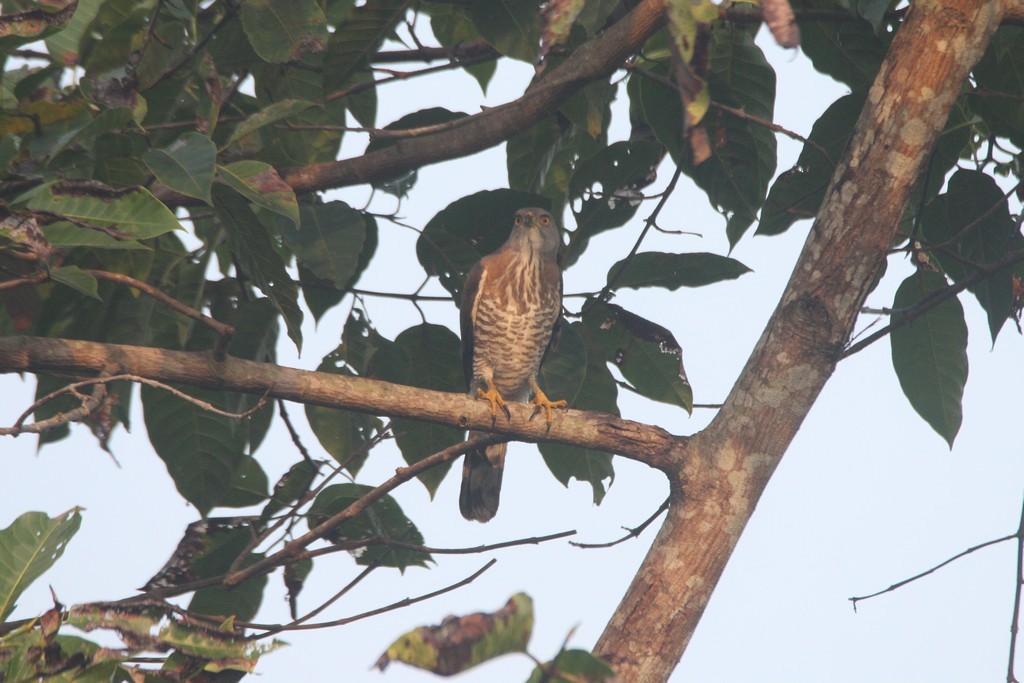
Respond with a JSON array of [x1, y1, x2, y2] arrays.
[[277, 400, 316, 465], [324, 53, 497, 106], [849, 533, 1016, 610], [1007, 494, 1024, 683], [254, 559, 497, 633], [0, 273, 48, 291], [710, 101, 832, 165], [1, 375, 268, 438], [842, 249, 1024, 359], [223, 434, 507, 588], [296, 528, 578, 563], [593, 165, 685, 305], [0, 382, 108, 437], [625, 65, 832, 165], [571, 498, 669, 549], [372, 40, 498, 64], [86, 270, 234, 352], [148, 4, 237, 90]]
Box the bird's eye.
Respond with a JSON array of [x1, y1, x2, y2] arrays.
[[515, 215, 523, 225], [540, 215, 551, 225]]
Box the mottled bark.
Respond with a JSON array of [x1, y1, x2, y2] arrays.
[[593, 1, 1007, 680], [0, 336, 679, 471]]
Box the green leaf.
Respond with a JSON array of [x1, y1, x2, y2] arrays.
[[971, 27, 1024, 148], [142, 383, 246, 516], [142, 517, 262, 594], [537, 322, 615, 504], [0, 0, 77, 52], [280, 200, 366, 287], [305, 316, 386, 474], [565, 140, 663, 267], [216, 161, 299, 228], [49, 265, 100, 299], [324, 0, 410, 92], [226, 99, 316, 146], [24, 183, 182, 239], [213, 185, 303, 349], [240, 0, 327, 63], [45, 0, 104, 65], [364, 108, 468, 196], [608, 251, 751, 290], [261, 461, 319, 523], [541, 0, 585, 55], [759, 93, 863, 235], [251, 60, 345, 165], [890, 271, 968, 448], [306, 484, 431, 570], [428, 3, 496, 91], [920, 170, 1015, 343], [143, 132, 217, 205], [470, 0, 542, 63], [375, 594, 533, 675], [0, 508, 82, 620], [375, 324, 465, 496], [218, 457, 270, 508], [794, 0, 888, 91], [633, 27, 776, 246], [416, 189, 550, 300], [689, 26, 777, 246], [41, 221, 148, 250], [582, 302, 692, 413], [526, 649, 616, 683]]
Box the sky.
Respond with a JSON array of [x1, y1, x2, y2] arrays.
[[4, 17, 1024, 683]]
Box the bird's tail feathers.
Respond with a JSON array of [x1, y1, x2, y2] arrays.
[[459, 437, 506, 522]]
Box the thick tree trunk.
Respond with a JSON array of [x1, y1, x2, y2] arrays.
[[593, 1, 1007, 679]]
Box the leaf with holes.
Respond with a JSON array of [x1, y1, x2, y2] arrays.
[[582, 302, 692, 413], [565, 140, 662, 267], [376, 594, 533, 674], [0, 508, 82, 620]]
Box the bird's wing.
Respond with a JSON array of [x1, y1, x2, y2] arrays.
[[460, 259, 486, 389]]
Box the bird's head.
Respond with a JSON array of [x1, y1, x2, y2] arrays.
[[508, 207, 560, 258]]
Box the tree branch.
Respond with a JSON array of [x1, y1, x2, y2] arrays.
[[842, 248, 1024, 359], [0, 336, 679, 471], [154, 0, 667, 205], [594, 1, 1008, 679]]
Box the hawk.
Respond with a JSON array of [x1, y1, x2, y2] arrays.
[[459, 207, 566, 522]]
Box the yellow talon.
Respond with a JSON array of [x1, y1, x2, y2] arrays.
[[476, 380, 511, 421], [530, 383, 567, 425]]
